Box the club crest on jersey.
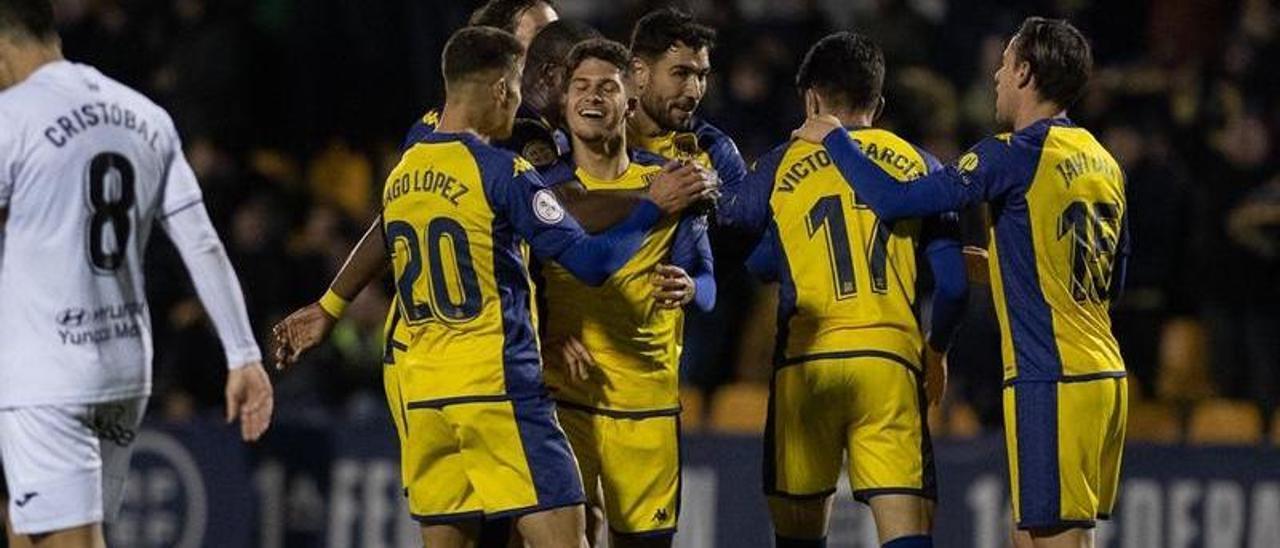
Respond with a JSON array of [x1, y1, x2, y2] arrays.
[[532, 189, 565, 224]]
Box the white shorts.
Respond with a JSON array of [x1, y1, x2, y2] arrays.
[[0, 397, 147, 535]]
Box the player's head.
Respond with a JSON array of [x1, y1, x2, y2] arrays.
[[0, 0, 58, 89], [522, 19, 602, 128], [563, 38, 633, 147], [469, 0, 559, 48], [629, 8, 715, 131], [442, 26, 525, 140], [795, 31, 885, 122], [994, 17, 1092, 128]]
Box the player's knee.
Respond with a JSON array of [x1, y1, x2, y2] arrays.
[[419, 520, 481, 548], [767, 495, 832, 538], [517, 504, 587, 548], [610, 532, 674, 548], [867, 494, 933, 541]]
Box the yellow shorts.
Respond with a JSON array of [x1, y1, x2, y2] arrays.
[[1003, 376, 1127, 530], [387, 367, 585, 524], [556, 402, 680, 537], [765, 355, 934, 502]]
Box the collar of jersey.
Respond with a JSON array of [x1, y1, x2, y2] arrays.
[[27, 60, 73, 84], [574, 159, 648, 189], [1021, 116, 1076, 135], [420, 131, 484, 145]]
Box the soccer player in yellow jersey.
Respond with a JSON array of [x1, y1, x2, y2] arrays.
[[626, 9, 745, 187], [533, 39, 714, 548], [278, 27, 711, 548], [804, 18, 1129, 548], [725, 33, 969, 548]]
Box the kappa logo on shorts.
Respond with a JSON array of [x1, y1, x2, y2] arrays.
[[652, 507, 669, 523], [14, 492, 38, 507]]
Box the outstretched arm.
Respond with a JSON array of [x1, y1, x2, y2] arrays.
[[512, 165, 713, 286], [273, 217, 388, 368], [792, 117, 989, 221], [821, 128, 985, 220]]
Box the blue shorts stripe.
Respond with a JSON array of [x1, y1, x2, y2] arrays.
[[511, 395, 585, 508], [1015, 382, 1060, 526]]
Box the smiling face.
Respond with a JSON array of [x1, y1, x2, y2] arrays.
[[565, 57, 630, 145], [633, 42, 710, 131]]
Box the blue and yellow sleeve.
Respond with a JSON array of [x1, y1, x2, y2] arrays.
[[914, 145, 968, 350], [475, 147, 662, 286], [401, 109, 440, 151], [1109, 209, 1130, 301], [744, 225, 781, 283], [717, 140, 787, 242], [696, 119, 749, 192], [921, 214, 967, 350], [822, 130, 1024, 221], [670, 213, 716, 311]]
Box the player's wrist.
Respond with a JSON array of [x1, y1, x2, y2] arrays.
[[226, 348, 263, 371], [318, 288, 350, 319]]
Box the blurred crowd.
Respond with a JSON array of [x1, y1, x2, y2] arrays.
[[48, 0, 1280, 437]]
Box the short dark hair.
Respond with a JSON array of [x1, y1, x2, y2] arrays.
[[629, 8, 716, 60], [0, 0, 55, 40], [564, 38, 631, 83], [1011, 17, 1093, 109], [469, 0, 556, 33], [442, 26, 524, 84], [795, 31, 885, 112], [526, 19, 601, 79]]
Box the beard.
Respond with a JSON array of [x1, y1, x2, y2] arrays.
[[640, 91, 695, 132]]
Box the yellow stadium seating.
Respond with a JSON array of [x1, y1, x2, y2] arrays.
[[708, 382, 769, 434], [946, 402, 983, 439], [679, 386, 705, 433], [1125, 402, 1181, 444], [1187, 399, 1263, 445]]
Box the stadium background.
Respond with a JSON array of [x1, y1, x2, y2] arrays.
[[9, 0, 1280, 546]]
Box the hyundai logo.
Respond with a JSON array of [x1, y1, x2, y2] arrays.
[[58, 308, 87, 327]]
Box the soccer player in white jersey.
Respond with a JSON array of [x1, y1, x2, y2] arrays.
[[0, 2, 273, 546]]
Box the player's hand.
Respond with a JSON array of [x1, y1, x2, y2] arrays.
[[271, 303, 338, 370], [791, 114, 844, 144], [652, 264, 695, 309], [647, 161, 715, 215], [924, 345, 948, 406], [962, 246, 990, 285], [547, 336, 595, 382], [225, 362, 274, 442]]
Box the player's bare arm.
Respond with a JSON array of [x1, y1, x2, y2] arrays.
[[272, 216, 387, 369]]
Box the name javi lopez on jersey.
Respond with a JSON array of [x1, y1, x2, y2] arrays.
[[42, 102, 163, 150], [382, 167, 470, 207], [55, 301, 146, 346]]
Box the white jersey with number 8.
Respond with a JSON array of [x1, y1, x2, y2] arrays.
[[0, 61, 210, 406]]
